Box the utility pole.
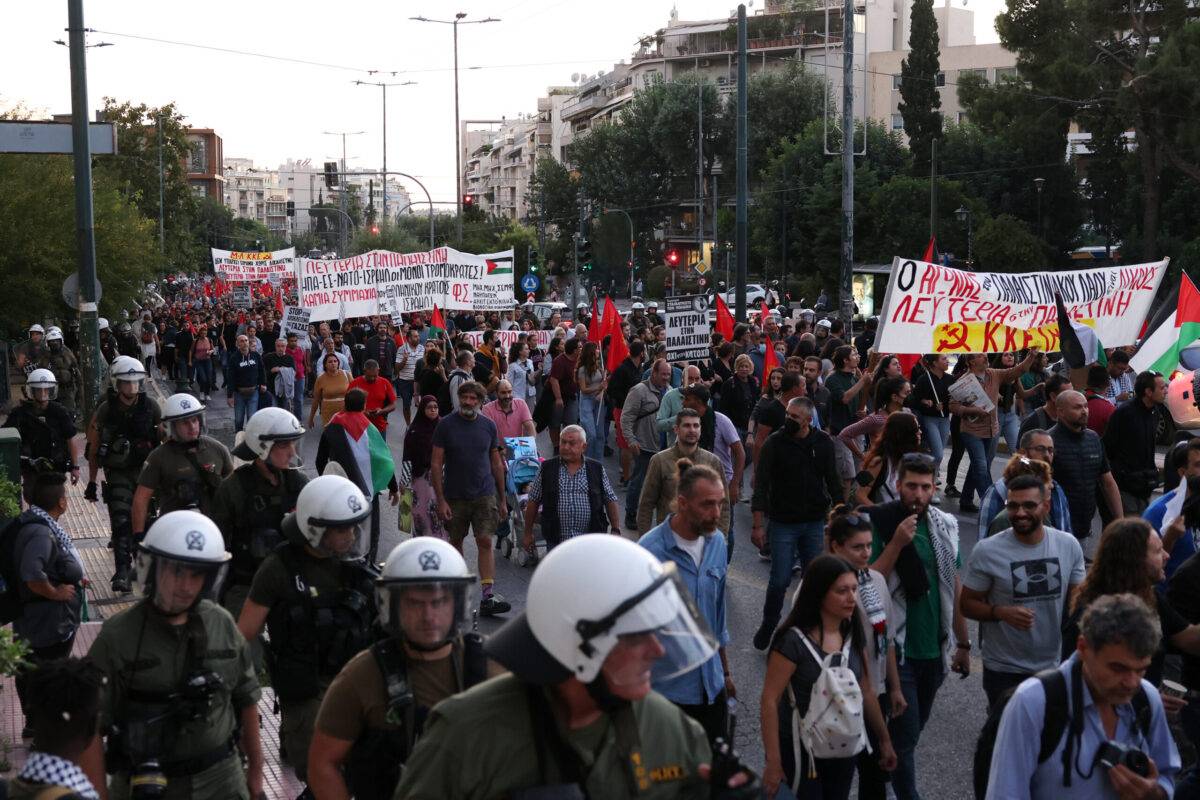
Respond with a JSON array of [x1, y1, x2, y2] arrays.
[[735, 4, 749, 323], [839, 0, 856, 328], [323, 131, 363, 256], [929, 137, 937, 247], [410, 13, 500, 246], [157, 114, 164, 255], [353, 79, 416, 229], [66, 0, 102, 420], [696, 72, 705, 279]]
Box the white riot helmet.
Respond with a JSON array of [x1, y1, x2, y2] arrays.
[[1168, 369, 1200, 430], [28, 324, 45, 335], [486, 534, 716, 686], [376, 538, 476, 645], [292, 474, 371, 560], [98, 317, 110, 331], [25, 369, 58, 401], [45, 327, 63, 342], [134, 510, 231, 611], [233, 406, 305, 461], [648, 301, 659, 310], [631, 302, 645, 311], [110, 356, 147, 390], [162, 393, 205, 441]]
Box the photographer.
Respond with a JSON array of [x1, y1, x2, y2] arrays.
[[986, 593, 1179, 799], [1103, 371, 1167, 520]]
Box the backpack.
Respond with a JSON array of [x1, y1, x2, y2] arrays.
[[0, 511, 39, 625], [972, 667, 1152, 799], [786, 631, 868, 781]]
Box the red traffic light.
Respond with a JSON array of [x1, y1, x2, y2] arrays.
[[665, 249, 681, 267], [462, 194, 475, 207], [371, 225, 380, 235]]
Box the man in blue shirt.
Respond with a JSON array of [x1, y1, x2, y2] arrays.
[[986, 593, 1179, 799], [1144, 438, 1200, 580], [638, 459, 734, 744]]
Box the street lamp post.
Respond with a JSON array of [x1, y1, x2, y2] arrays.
[[955, 206, 973, 268], [323, 130, 364, 255], [1034, 176, 1046, 238], [410, 12, 500, 246], [353, 80, 417, 229]]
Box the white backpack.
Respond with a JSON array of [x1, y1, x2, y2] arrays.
[[786, 629, 869, 780]]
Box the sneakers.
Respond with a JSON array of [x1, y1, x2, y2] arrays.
[[753, 618, 778, 651], [479, 594, 512, 617], [931, 490, 943, 505]]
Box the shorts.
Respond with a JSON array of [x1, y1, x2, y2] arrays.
[[447, 494, 499, 541], [396, 378, 415, 407], [613, 407, 629, 450], [832, 437, 856, 481]]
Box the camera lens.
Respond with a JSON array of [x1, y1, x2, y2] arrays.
[[1124, 749, 1152, 778]]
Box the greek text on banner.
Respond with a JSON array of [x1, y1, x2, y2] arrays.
[[875, 257, 1168, 354], [211, 247, 296, 282], [298, 247, 515, 322]]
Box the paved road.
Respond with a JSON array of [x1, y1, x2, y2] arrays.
[[188, 378, 1097, 800]]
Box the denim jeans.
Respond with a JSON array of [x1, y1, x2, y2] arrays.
[[580, 393, 606, 460], [193, 359, 214, 395], [997, 409, 1020, 456], [890, 657, 946, 800], [291, 375, 305, 419], [234, 390, 259, 432], [625, 450, 654, 522], [960, 432, 996, 505], [762, 519, 826, 624], [918, 415, 950, 482]]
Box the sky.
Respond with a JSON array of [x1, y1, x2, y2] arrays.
[[4, 0, 1003, 206]]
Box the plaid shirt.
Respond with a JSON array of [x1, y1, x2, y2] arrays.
[[528, 459, 617, 540]]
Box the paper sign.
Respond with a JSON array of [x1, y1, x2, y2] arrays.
[[665, 295, 712, 362]]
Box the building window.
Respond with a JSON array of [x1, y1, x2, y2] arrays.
[[892, 74, 902, 90], [959, 68, 987, 84], [188, 138, 208, 173], [994, 66, 1018, 83], [891, 113, 904, 131], [935, 72, 945, 87], [957, 111, 968, 123]]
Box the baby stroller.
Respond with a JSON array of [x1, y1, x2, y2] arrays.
[[497, 436, 545, 566]]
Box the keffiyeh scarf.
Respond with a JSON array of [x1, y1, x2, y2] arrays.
[[29, 504, 83, 570], [17, 751, 100, 800]]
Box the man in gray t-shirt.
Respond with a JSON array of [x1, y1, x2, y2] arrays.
[[959, 475, 1085, 707]]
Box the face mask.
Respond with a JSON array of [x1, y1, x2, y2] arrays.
[[782, 418, 801, 436]]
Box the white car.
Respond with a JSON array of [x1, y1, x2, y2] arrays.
[[712, 284, 775, 309]]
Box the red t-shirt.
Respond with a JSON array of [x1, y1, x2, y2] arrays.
[[349, 376, 397, 432], [550, 354, 579, 400], [1086, 392, 1115, 436]]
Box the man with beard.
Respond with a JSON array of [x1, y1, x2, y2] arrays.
[[1050, 390, 1122, 540], [639, 460, 735, 745], [3, 369, 81, 500], [637, 408, 730, 536], [959, 474, 1085, 708], [482, 379, 536, 439]]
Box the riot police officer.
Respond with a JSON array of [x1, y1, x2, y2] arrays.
[[629, 301, 650, 333], [86, 510, 264, 800], [86, 356, 162, 593], [15, 323, 46, 374], [40, 326, 82, 418], [210, 406, 308, 622], [116, 321, 140, 358], [2, 369, 81, 501], [307, 537, 490, 800], [99, 317, 119, 365], [236, 474, 378, 792], [131, 393, 233, 541], [394, 534, 757, 799], [647, 300, 664, 327]]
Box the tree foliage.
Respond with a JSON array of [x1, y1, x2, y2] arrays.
[[898, 0, 942, 174], [973, 214, 1046, 271]]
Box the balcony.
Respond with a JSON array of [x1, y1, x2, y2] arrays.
[[560, 92, 606, 121]]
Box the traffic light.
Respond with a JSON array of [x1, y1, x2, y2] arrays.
[[323, 161, 339, 189], [462, 193, 475, 208], [665, 248, 681, 268], [578, 235, 592, 272], [528, 248, 539, 273], [285, 200, 295, 217], [371, 225, 380, 235]]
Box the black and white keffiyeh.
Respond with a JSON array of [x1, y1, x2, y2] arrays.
[[17, 751, 100, 800], [29, 503, 83, 568]]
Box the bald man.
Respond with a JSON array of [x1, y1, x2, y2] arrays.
[[656, 364, 704, 447], [1049, 390, 1122, 540], [482, 379, 536, 440]]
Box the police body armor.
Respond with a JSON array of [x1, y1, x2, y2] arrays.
[[96, 391, 157, 474], [264, 543, 377, 703], [344, 633, 489, 800], [161, 441, 225, 514], [228, 464, 306, 585], [12, 402, 73, 472]]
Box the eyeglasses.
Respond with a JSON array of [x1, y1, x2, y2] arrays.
[[1005, 501, 1043, 513]]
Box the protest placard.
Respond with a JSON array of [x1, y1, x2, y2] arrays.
[[231, 285, 252, 309], [297, 247, 515, 322], [282, 306, 310, 337], [875, 258, 1168, 354], [211, 247, 296, 282], [665, 295, 711, 362]]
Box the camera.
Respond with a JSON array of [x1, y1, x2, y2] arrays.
[[130, 759, 167, 799], [1095, 740, 1151, 777], [179, 670, 224, 721]]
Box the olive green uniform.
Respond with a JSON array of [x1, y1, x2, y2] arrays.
[[91, 392, 162, 583], [248, 545, 375, 783], [87, 599, 261, 800], [137, 435, 233, 519], [38, 344, 81, 418], [393, 673, 713, 800]]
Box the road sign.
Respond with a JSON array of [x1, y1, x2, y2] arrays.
[[520, 273, 541, 293], [695, 259, 711, 275], [62, 273, 102, 309], [1, 121, 117, 155]]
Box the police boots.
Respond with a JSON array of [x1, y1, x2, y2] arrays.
[[112, 535, 133, 593]]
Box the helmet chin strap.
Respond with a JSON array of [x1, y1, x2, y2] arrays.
[[585, 674, 632, 713]]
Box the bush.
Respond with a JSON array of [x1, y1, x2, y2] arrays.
[[644, 265, 671, 299], [0, 476, 18, 521]]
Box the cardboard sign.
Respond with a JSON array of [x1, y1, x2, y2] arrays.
[[665, 295, 711, 362], [282, 306, 311, 337]]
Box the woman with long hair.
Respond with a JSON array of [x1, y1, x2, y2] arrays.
[[577, 341, 608, 460], [826, 507, 906, 800], [1068, 518, 1200, 687], [990, 352, 1024, 457], [853, 412, 922, 507], [507, 341, 538, 406], [403, 395, 448, 540], [837, 377, 912, 466], [761, 554, 896, 798], [711, 340, 736, 403], [307, 352, 351, 428]]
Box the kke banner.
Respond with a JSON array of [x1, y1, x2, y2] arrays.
[[876, 258, 1169, 354], [298, 247, 515, 322], [211, 248, 296, 282], [665, 295, 712, 362]]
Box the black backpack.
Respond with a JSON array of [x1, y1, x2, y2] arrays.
[[972, 667, 1152, 799], [0, 511, 40, 625]]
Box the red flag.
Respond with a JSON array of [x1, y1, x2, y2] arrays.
[[922, 236, 937, 263], [605, 302, 629, 373], [275, 288, 284, 315], [763, 335, 780, 376], [759, 299, 772, 325], [714, 295, 735, 342], [588, 297, 603, 343], [897, 354, 921, 377]]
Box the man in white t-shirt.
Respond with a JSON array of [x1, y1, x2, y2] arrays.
[[394, 327, 425, 425]]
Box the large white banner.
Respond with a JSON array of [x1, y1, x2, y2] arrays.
[[876, 258, 1169, 354], [211, 248, 295, 282], [298, 247, 515, 322]]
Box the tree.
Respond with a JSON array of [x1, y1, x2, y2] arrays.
[[898, 0, 942, 174], [973, 214, 1047, 271], [526, 156, 578, 273], [860, 175, 976, 263]]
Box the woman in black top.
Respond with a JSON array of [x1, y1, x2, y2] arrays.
[[720, 353, 760, 436], [760, 555, 896, 799], [710, 341, 735, 403]]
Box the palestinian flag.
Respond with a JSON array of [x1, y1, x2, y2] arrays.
[[1132, 273, 1200, 375], [485, 255, 513, 275], [429, 305, 447, 339], [1056, 293, 1107, 369], [330, 411, 395, 496]]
